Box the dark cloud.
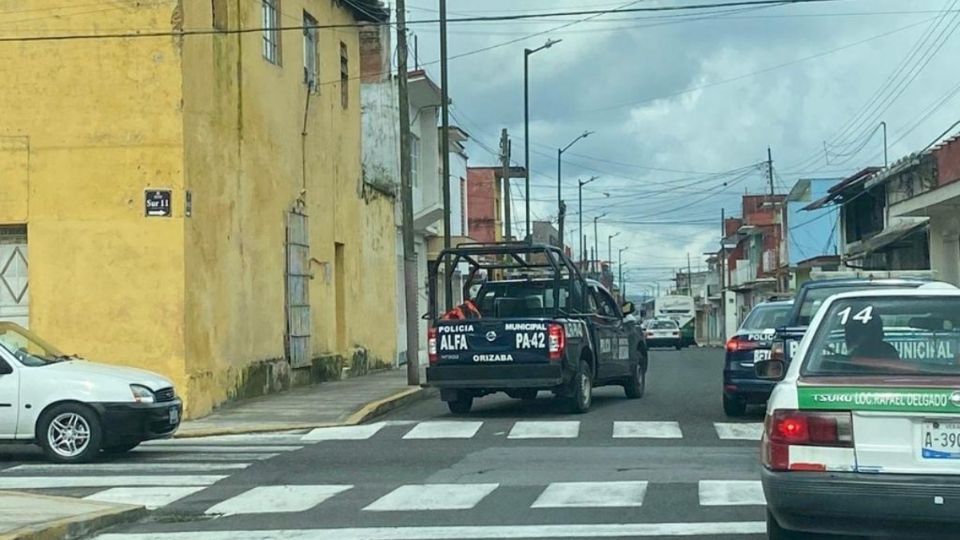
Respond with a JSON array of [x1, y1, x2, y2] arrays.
[[406, 0, 960, 288]]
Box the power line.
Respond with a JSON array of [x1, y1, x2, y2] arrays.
[[782, 1, 960, 170], [576, 15, 936, 115]]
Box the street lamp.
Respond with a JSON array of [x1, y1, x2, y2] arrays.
[[607, 231, 620, 268], [577, 176, 599, 265], [524, 38, 561, 242], [557, 130, 594, 247], [618, 246, 628, 298], [593, 213, 607, 274]]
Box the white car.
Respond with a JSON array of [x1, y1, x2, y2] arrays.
[[757, 286, 960, 538], [0, 322, 182, 462], [644, 318, 682, 350]]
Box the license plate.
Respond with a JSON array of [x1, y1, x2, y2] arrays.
[[753, 350, 771, 363], [921, 421, 960, 459], [169, 406, 179, 425]]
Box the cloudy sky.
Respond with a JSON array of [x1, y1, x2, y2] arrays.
[[401, 0, 960, 295]]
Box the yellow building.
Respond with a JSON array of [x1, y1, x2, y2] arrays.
[[0, 0, 397, 417]]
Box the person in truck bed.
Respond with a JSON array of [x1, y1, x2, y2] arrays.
[[442, 296, 481, 320]]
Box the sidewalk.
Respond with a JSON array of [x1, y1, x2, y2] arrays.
[[177, 368, 431, 437], [0, 491, 144, 540]]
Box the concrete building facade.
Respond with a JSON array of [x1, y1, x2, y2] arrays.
[[0, 0, 396, 417]]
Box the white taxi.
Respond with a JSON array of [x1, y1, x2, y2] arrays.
[[758, 285, 960, 539]]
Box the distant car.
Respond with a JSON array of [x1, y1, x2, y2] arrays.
[[0, 322, 182, 463], [759, 287, 960, 538], [722, 300, 793, 417], [644, 319, 682, 350]]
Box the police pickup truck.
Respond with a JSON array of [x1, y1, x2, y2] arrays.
[[425, 243, 647, 415]]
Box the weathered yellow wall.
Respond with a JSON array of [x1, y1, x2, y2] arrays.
[[0, 0, 396, 417], [0, 2, 188, 388], [179, 0, 397, 415]]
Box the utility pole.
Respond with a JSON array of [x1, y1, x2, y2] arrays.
[[880, 121, 888, 168], [500, 129, 512, 241], [687, 253, 693, 296], [582, 234, 587, 272], [767, 147, 774, 197], [523, 50, 531, 242], [719, 208, 726, 341], [439, 0, 452, 310], [396, 0, 419, 385]]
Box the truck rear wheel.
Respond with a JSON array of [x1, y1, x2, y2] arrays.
[[568, 361, 593, 414], [623, 361, 646, 399], [447, 394, 473, 415]]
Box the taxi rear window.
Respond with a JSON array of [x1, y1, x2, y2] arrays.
[[802, 297, 960, 377]]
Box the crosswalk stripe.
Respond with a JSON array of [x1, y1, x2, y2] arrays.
[[134, 445, 302, 453], [612, 421, 682, 439], [302, 423, 386, 442], [402, 421, 483, 439], [144, 434, 306, 446], [713, 423, 764, 441], [147, 453, 279, 462], [84, 486, 207, 510], [698, 480, 766, 506], [363, 483, 499, 511], [92, 521, 768, 539], [531, 481, 648, 508], [0, 475, 226, 489], [507, 421, 579, 439], [4, 463, 249, 474], [205, 485, 353, 515]]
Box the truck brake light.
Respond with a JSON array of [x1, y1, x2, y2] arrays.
[[427, 327, 438, 365], [726, 336, 758, 353], [762, 410, 853, 471], [548, 324, 566, 361]]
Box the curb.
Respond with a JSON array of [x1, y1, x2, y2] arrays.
[[345, 386, 437, 425], [175, 386, 437, 439], [0, 493, 145, 540]]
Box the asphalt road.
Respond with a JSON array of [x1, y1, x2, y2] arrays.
[[3, 347, 773, 539]]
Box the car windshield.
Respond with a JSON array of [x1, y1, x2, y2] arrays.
[[741, 304, 792, 332], [0, 322, 67, 367], [803, 296, 960, 377], [650, 320, 678, 329]]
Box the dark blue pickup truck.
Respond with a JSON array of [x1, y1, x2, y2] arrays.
[[425, 243, 648, 415]]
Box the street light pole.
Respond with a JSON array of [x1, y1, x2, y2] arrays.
[[558, 130, 593, 247], [577, 175, 599, 267], [607, 232, 620, 268], [523, 38, 560, 242], [618, 246, 628, 298], [593, 213, 606, 274]]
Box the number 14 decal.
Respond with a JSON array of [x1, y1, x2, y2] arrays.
[[837, 306, 874, 325]]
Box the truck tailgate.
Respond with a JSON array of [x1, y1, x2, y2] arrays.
[[432, 319, 555, 366]]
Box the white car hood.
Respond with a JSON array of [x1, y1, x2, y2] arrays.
[[41, 360, 174, 391]]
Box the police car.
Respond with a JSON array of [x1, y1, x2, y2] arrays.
[[757, 284, 960, 538]]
